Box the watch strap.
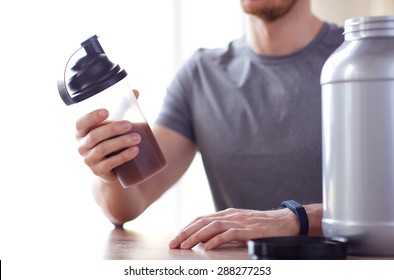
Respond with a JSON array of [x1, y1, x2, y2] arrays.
[[281, 200, 309, 236]]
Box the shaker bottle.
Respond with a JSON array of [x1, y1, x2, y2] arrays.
[[58, 35, 167, 188], [321, 16, 394, 256]]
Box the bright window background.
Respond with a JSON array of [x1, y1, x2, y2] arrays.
[[1, 0, 393, 260], [0, 0, 244, 259]]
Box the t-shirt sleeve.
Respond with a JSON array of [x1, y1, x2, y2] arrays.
[[155, 56, 196, 143]]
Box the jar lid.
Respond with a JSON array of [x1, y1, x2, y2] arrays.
[[248, 236, 348, 260], [344, 15, 394, 40]]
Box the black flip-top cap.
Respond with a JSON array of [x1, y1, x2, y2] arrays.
[[248, 236, 348, 260], [58, 35, 127, 105]]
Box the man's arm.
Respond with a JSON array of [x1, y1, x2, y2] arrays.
[[169, 203, 323, 250], [76, 109, 196, 227]]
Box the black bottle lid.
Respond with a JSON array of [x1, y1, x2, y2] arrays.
[[58, 35, 127, 105], [248, 236, 348, 260]]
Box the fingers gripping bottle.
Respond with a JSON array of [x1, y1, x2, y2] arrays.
[[58, 35, 167, 188]]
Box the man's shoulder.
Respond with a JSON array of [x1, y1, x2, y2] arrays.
[[191, 38, 245, 65], [323, 22, 345, 47]]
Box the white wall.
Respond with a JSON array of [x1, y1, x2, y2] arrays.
[[312, 0, 394, 25], [0, 0, 243, 259]]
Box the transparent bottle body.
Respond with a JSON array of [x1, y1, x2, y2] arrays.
[[74, 78, 167, 187]]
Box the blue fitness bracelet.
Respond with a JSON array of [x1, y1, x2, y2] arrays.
[[281, 200, 309, 236]]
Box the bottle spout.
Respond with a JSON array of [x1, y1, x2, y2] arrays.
[[81, 35, 105, 55]]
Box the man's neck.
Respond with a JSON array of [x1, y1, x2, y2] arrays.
[[245, 1, 323, 56]]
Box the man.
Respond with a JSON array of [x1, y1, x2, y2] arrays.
[[75, 0, 344, 250]]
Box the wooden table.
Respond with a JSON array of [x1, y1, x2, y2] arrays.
[[103, 227, 252, 260], [101, 227, 394, 260]]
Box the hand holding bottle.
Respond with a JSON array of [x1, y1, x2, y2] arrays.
[[75, 108, 141, 184], [58, 36, 167, 188]]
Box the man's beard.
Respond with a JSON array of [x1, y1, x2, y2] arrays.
[[240, 0, 298, 21]]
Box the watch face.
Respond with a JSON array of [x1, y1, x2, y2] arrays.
[[281, 200, 302, 210], [247, 236, 348, 260], [294, 205, 303, 210]]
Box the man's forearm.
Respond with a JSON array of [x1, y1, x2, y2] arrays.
[[92, 178, 147, 227], [304, 203, 323, 236]]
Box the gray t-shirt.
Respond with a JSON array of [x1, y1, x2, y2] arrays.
[[156, 23, 344, 211]]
